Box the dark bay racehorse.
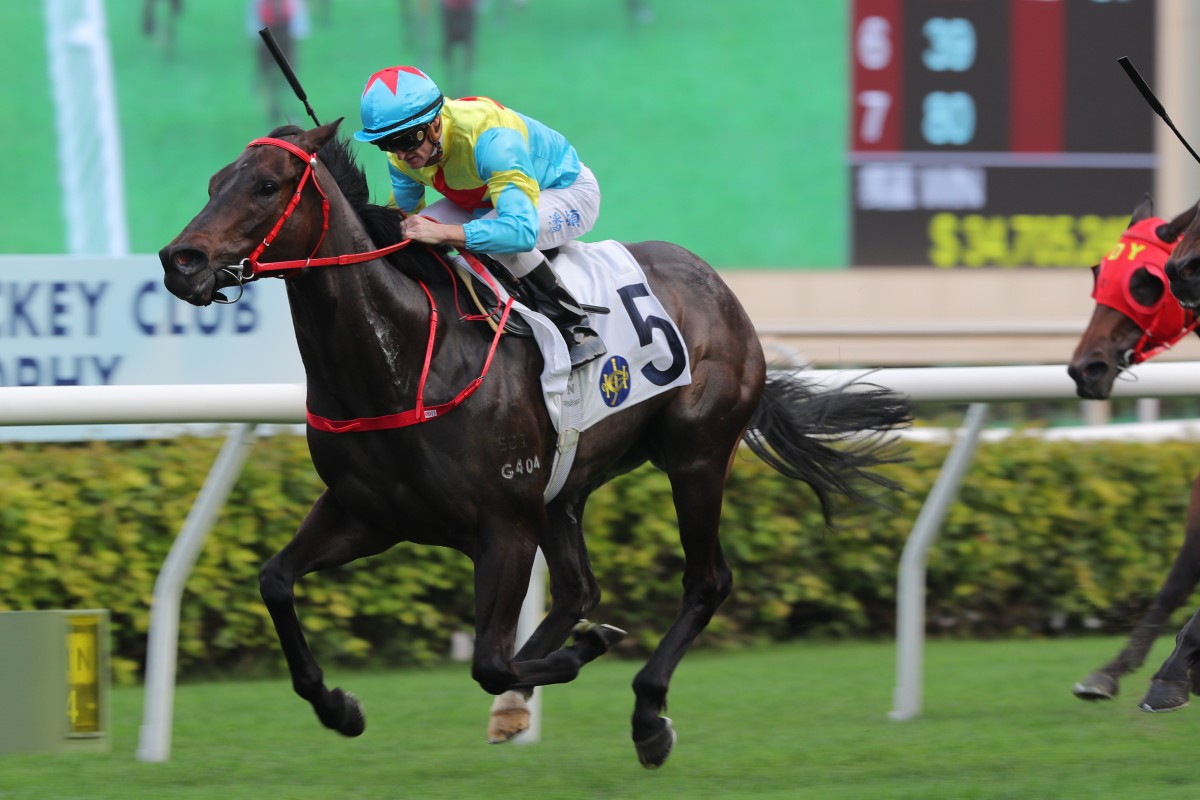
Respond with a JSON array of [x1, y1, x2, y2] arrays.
[[1067, 194, 1200, 704], [159, 120, 911, 767]]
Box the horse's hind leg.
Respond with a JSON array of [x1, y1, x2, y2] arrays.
[[1075, 472, 1200, 701], [630, 451, 735, 769], [260, 490, 392, 736]]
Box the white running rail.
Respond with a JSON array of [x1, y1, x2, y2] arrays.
[[0, 362, 1198, 757]]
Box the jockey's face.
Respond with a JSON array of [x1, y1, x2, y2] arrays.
[[400, 116, 442, 170]]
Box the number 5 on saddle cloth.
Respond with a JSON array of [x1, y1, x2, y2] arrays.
[[453, 239, 692, 500]]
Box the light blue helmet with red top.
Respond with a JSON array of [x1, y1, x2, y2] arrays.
[[353, 66, 445, 143]]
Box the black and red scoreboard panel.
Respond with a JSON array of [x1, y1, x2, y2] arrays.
[[850, 0, 1156, 267]]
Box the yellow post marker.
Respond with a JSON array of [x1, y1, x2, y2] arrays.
[[67, 614, 102, 737], [0, 610, 110, 754]]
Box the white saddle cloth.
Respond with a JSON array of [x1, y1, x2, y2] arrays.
[[492, 240, 692, 434]]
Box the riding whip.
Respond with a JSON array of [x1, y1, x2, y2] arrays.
[[1118, 55, 1200, 166], [258, 26, 321, 126]]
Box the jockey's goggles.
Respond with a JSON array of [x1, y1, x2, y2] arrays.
[[376, 125, 429, 153]]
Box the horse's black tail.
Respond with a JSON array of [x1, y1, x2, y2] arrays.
[[742, 370, 913, 525]]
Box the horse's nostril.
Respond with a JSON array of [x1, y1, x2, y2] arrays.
[[1171, 259, 1200, 281], [165, 246, 208, 275], [1069, 360, 1108, 385]]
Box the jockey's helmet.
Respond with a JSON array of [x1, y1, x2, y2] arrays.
[[354, 66, 445, 144]]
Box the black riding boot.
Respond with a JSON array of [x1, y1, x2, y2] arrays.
[[524, 259, 607, 368]]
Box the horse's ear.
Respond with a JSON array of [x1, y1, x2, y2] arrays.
[[1130, 192, 1154, 227], [1160, 202, 1200, 243], [298, 117, 344, 154]]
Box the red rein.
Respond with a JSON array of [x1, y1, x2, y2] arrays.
[[243, 136, 512, 432]]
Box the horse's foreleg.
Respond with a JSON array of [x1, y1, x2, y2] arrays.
[[470, 526, 538, 700], [485, 621, 628, 743], [630, 462, 733, 769], [1075, 473, 1200, 701], [486, 500, 605, 743], [1140, 607, 1200, 712], [514, 501, 603, 661], [260, 490, 390, 736], [473, 517, 622, 742]]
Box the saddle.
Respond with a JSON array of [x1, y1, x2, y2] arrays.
[[448, 248, 603, 339], [457, 250, 536, 336]]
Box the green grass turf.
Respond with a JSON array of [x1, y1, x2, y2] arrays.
[[2, 637, 1198, 799], [1, 0, 847, 268]]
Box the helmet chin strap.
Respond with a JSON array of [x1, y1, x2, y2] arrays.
[[427, 128, 444, 165], [424, 117, 444, 166]]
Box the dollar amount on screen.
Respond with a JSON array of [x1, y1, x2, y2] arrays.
[[927, 212, 1131, 268]]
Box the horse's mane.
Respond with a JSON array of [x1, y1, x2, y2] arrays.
[[268, 125, 411, 267]]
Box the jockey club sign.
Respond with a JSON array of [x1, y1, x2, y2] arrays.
[[0, 255, 302, 388]]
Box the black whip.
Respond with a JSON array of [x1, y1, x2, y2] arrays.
[[258, 26, 321, 126], [1118, 55, 1200, 166]]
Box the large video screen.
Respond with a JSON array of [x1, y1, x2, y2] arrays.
[[850, 0, 1156, 267]]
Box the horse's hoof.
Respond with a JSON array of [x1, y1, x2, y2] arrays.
[[487, 689, 531, 744], [1073, 671, 1118, 701], [327, 688, 366, 736], [1139, 679, 1191, 713], [572, 620, 627, 650], [634, 716, 676, 769]]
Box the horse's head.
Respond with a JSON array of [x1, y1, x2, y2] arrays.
[[1067, 194, 1197, 399], [159, 119, 344, 305], [1166, 199, 1200, 310]]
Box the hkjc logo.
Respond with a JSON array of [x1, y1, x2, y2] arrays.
[[599, 355, 631, 408]]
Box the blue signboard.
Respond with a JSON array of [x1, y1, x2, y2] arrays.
[[0, 255, 304, 440], [0, 255, 303, 387]]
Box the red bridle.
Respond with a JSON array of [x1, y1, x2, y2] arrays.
[[1092, 216, 1199, 363], [237, 135, 513, 432], [239, 136, 417, 277]]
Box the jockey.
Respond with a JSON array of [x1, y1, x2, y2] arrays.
[[354, 65, 606, 368]]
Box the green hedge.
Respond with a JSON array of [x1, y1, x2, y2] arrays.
[[1, 434, 1197, 684]]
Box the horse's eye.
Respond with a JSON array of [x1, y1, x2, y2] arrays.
[[258, 181, 279, 197]]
